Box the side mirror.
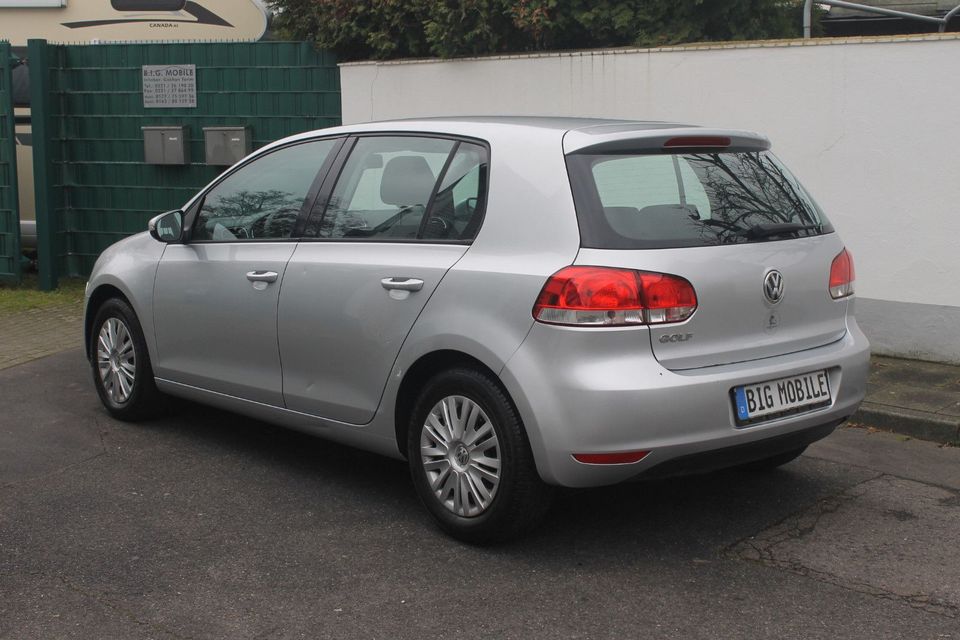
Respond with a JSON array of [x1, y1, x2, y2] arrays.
[[148, 210, 183, 243]]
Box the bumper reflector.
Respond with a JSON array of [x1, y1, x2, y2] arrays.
[[572, 451, 650, 465]]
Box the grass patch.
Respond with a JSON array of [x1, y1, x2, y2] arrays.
[[0, 274, 86, 314]]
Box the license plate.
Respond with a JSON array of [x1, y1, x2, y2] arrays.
[[733, 370, 831, 424]]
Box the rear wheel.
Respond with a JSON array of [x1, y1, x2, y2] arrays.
[[90, 298, 165, 421], [738, 446, 807, 471], [407, 367, 553, 544]]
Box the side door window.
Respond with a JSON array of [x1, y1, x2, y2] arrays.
[[193, 138, 338, 241], [314, 136, 455, 240]]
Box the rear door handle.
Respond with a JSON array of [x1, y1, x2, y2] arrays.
[[381, 277, 424, 292], [246, 270, 279, 283]]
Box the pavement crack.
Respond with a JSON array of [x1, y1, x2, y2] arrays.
[[57, 575, 195, 639], [727, 472, 959, 620], [93, 413, 110, 454], [727, 471, 881, 561], [804, 450, 960, 495], [0, 413, 115, 492], [748, 553, 959, 619], [0, 451, 108, 491]]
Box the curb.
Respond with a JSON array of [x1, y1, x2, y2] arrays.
[[852, 402, 960, 446]]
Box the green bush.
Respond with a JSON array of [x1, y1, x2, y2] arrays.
[[270, 0, 811, 61]]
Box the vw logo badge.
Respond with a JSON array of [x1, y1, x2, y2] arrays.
[[763, 270, 785, 305]]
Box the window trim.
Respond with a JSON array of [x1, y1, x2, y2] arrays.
[[417, 140, 460, 239], [300, 131, 491, 246], [184, 135, 347, 244]]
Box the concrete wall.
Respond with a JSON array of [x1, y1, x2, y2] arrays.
[[341, 34, 960, 364]]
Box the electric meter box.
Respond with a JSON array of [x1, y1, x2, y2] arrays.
[[203, 126, 252, 166], [142, 126, 189, 165]]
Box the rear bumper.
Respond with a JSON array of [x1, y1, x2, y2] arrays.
[[500, 317, 870, 488], [630, 419, 841, 481]]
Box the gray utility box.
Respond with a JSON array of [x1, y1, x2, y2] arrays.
[[203, 126, 252, 166], [142, 126, 189, 165]]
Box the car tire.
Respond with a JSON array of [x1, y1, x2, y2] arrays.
[[738, 446, 807, 471], [407, 367, 554, 544], [90, 298, 165, 421]]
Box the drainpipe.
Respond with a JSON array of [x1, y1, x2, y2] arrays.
[[805, 0, 959, 38]]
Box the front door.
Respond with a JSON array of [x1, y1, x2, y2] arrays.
[[152, 138, 339, 405]]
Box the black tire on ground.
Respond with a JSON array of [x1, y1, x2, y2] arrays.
[[407, 367, 554, 544], [89, 297, 166, 421], [738, 446, 807, 471]]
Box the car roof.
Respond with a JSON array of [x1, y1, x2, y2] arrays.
[[262, 116, 770, 156], [366, 116, 687, 131]]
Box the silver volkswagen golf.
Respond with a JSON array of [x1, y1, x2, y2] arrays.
[[85, 117, 870, 542]]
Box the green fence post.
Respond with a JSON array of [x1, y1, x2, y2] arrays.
[[0, 41, 21, 285], [28, 38, 57, 291]]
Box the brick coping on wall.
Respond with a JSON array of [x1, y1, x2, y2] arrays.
[[340, 32, 960, 67]]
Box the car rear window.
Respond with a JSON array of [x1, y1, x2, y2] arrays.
[[567, 151, 834, 249]]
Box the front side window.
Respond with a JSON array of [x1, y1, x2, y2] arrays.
[[568, 151, 833, 249], [193, 139, 337, 241]]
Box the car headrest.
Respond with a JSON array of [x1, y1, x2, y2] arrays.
[[380, 156, 436, 206], [604, 204, 703, 240]]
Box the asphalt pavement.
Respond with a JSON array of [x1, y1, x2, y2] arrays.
[[1, 349, 958, 639]]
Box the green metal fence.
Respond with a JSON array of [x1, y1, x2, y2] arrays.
[[30, 40, 340, 286], [0, 41, 20, 284]]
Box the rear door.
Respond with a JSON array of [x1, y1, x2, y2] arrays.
[[567, 143, 850, 370], [152, 138, 340, 405], [278, 135, 489, 423]]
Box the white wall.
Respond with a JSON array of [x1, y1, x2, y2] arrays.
[[341, 35, 960, 362]]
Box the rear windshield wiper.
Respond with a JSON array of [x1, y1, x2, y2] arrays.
[[737, 223, 822, 240]]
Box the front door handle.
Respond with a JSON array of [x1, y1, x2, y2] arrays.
[[246, 270, 279, 283], [381, 277, 424, 292]]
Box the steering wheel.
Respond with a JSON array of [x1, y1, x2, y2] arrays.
[[423, 215, 458, 239], [249, 208, 301, 239]]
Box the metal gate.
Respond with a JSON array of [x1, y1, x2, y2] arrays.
[[28, 39, 340, 288], [0, 41, 20, 284]]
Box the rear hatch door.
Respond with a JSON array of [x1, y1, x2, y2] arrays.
[[565, 126, 851, 370]]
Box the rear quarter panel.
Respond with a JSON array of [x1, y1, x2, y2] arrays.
[[385, 126, 583, 443]]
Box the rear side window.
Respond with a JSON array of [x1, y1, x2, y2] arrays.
[[568, 151, 833, 249], [310, 136, 489, 242], [317, 136, 453, 240]]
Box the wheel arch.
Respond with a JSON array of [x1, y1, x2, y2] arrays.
[[84, 283, 132, 360], [393, 349, 517, 459]]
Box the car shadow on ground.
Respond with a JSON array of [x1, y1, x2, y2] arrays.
[[115, 396, 843, 558]]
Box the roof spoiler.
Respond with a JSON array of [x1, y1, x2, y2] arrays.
[[563, 127, 772, 155]]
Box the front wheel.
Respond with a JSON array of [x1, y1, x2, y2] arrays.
[[90, 298, 165, 421], [407, 368, 553, 544]]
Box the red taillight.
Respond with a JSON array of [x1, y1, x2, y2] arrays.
[[573, 451, 650, 465], [663, 136, 731, 149], [532, 266, 697, 327], [829, 248, 855, 299]]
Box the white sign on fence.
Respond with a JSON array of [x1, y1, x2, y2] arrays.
[[142, 64, 197, 108]]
